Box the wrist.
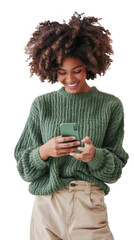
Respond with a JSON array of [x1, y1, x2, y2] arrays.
[[39, 144, 49, 161]]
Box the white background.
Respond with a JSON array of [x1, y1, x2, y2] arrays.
[[0, 0, 134, 239]]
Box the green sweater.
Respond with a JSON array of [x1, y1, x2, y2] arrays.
[[14, 86, 129, 195]]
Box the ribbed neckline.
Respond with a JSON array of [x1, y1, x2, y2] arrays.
[[57, 86, 98, 99]]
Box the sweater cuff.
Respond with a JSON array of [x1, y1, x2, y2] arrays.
[[31, 147, 48, 170], [88, 147, 104, 170]]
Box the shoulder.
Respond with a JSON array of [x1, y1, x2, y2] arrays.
[[31, 89, 58, 109], [96, 87, 121, 102], [96, 87, 123, 109], [93, 87, 124, 118]]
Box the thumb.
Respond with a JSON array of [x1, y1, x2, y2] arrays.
[[81, 136, 91, 143]]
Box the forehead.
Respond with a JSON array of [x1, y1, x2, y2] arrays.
[[59, 57, 84, 69]]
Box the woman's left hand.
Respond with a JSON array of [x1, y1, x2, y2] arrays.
[[69, 136, 96, 163]]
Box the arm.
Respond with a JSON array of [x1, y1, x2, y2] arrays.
[[14, 98, 49, 182], [88, 98, 129, 183]]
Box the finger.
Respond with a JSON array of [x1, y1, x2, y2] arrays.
[[58, 136, 76, 143], [59, 141, 80, 149], [59, 148, 79, 156], [69, 152, 82, 158], [58, 152, 71, 157], [77, 147, 85, 152], [81, 136, 90, 141], [81, 136, 92, 143], [59, 147, 79, 154]]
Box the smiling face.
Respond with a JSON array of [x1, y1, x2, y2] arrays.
[[57, 57, 92, 94]]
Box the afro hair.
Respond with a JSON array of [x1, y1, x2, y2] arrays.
[[24, 11, 113, 83]]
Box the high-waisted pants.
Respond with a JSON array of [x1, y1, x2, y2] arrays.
[[30, 180, 114, 240]]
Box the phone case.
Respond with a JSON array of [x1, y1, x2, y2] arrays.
[[60, 123, 82, 153]]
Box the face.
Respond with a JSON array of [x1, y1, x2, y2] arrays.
[[57, 57, 91, 94]]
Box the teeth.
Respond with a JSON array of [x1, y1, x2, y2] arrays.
[[67, 82, 78, 87]]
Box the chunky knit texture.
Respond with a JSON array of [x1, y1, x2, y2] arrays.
[[14, 86, 129, 195]]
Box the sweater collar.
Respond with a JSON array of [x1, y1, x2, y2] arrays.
[[57, 85, 98, 99]]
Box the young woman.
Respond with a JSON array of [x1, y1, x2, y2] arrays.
[[14, 12, 129, 240]]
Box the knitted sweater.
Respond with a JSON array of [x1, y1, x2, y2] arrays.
[[14, 86, 129, 195]]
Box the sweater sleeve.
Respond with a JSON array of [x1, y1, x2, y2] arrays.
[[88, 98, 129, 183], [14, 98, 49, 182]]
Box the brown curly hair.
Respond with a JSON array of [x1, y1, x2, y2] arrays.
[[24, 12, 113, 83]]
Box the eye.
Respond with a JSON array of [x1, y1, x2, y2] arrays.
[[74, 70, 81, 74], [58, 72, 66, 75]]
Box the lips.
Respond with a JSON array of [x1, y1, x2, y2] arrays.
[[67, 82, 78, 87], [66, 82, 79, 89]]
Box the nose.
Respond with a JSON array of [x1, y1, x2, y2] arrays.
[[66, 73, 76, 83]]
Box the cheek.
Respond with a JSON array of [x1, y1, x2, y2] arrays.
[[79, 72, 87, 80], [57, 75, 65, 84], [57, 75, 64, 80], [57, 73, 63, 80], [78, 69, 87, 79]]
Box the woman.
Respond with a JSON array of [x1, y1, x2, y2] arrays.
[[14, 12, 129, 240]]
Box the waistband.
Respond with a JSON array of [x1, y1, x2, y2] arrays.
[[65, 181, 103, 194]]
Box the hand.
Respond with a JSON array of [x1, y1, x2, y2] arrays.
[[39, 135, 80, 160], [69, 136, 96, 163]]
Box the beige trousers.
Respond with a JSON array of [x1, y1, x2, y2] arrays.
[[30, 181, 114, 240]]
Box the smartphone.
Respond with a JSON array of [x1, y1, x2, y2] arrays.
[[60, 123, 82, 153]]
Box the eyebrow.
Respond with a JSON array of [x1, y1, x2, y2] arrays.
[[58, 65, 83, 71]]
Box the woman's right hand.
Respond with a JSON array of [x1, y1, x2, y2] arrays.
[[39, 135, 80, 161]]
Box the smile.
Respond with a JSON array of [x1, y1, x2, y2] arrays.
[[67, 82, 78, 87], [66, 82, 79, 89]]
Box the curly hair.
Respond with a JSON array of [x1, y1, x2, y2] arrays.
[[24, 12, 113, 83]]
